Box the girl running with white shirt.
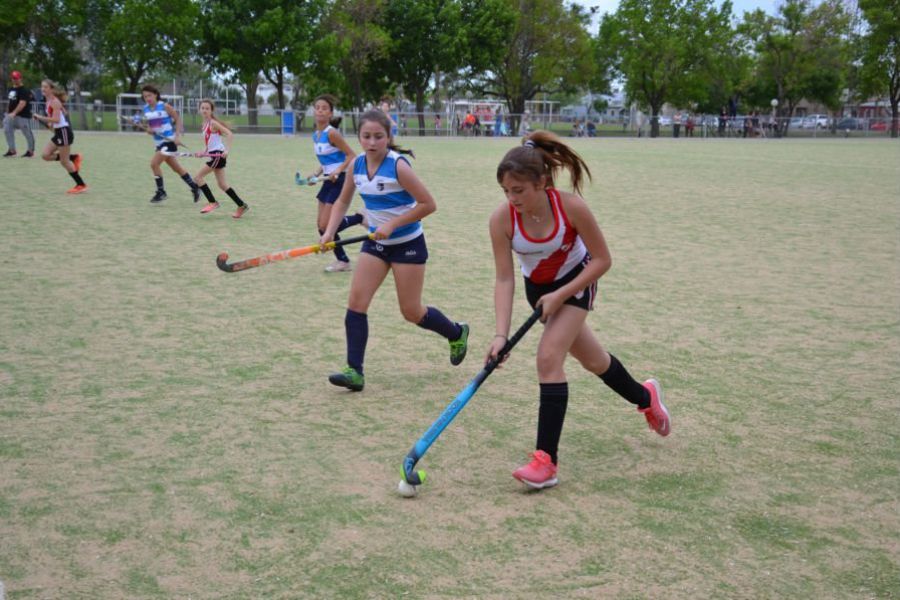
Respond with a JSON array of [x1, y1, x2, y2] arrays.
[[194, 99, 249, 218], [33, 79, 87, 194], [487, 131, 670, 491]]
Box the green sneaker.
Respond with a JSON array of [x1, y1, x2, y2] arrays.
[[328, 366, 365, 391], [449, 323, 469, 366]]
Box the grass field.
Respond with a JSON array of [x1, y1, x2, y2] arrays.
[[1, 132, 899, 599]]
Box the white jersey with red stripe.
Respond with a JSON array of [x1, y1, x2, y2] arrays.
[[510, 188, 587, 284], [48, 103, 69, 129], [203, 120, 226, 153]]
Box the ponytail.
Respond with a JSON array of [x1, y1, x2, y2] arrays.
[[496, 130, 591, 195], [42, 79, 68, 103], [199, 98, 233, 129]]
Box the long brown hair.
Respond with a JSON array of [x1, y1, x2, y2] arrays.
[[358, 109, 414, 157], [42, 79, 68, 103], [496, 130, 591, 195], [199, 98, 232, 129], [140, 84, 161, 102]]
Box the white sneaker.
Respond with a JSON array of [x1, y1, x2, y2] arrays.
[[325, 260, 352, 273]]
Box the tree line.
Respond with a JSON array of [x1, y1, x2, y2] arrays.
[[1, 0, 897, 136]]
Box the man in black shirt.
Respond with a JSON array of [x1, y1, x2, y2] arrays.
[[4, 71, 35, 157]]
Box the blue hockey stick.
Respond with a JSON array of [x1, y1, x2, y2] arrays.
[[401, 307, 543, 486]]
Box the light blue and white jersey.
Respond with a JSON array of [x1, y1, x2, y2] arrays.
[[312, 125, 346, 175], [353, 151, 421, 245], [143, 101, 175, 143]]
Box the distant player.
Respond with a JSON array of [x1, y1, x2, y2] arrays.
[[319, 109, 469, 392], [486, 131, 670, 490], [194, 99, 249, 218], [32, 79, 87, 194], [306, 94, 363, 271], [140, 84, 199, 204]]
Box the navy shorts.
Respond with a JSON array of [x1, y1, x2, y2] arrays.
[[524, 258, 596, 312], [51, 126, 74, 147], [361, 234, 428, 265], [205, 151, 226, 169], [317, 172, 345, 204], [155, 141, 177, 153]]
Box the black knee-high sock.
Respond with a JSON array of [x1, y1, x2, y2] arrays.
[[199, 184, 216, 203], [345, 309, 368, 374], [536, 382, 568, 464], [225, 187, 245, 207], [68, 171, 85, 186], [598, 353, 650, 408], [154, 176, 165, 191], [181, 173, 198, 189], [320, 227, 349, 263], [339, 213, 364, 231], [416, 306, 462, 340]]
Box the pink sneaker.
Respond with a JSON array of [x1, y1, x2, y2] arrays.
[[512, 450, 558, 489], [232, 204, 249, 219], [200, 202, 220, 214], [639, 378, 670, 436]]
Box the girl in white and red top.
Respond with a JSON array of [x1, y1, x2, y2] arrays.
[[193, 99, 249, 218], [487, 130, 670, 491], [33, 79, 87, 194]]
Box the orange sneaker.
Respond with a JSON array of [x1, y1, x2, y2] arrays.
[[200, 202, 220, 214], [512, 450, 558, 489], [232, 204, 249, 219], [66, 184, 88, 194], [72, 153, 82, 172], [639, 379, 670, 436]]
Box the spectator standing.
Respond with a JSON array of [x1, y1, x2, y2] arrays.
[[685, 114, 695, 137], [3, 71, 35, 157], [673, 112, 682, 138], [718, 107, 727, 137]]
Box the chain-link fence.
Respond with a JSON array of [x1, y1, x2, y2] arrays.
[[3, 100, 897, 139]]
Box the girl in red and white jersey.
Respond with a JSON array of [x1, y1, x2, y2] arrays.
[[193, 99, 249, 218], [33, 79, 87, 194], [486, 131, 670, 491]]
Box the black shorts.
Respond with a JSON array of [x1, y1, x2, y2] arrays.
[[155, 141, 178, 153], [205, 152, 226, 169], [361, 234, 428, 265], [51, 126, 74, 147], [317, 172, 345, 204], [524, 258, 596, 312]]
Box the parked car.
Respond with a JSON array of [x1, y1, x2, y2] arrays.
[[802, 114, 830, 129], [788, 117, 805, 129], [836, 117, 864, 131], [869, 119, 892, 132]]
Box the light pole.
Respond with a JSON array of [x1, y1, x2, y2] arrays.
[[771, 98, 780, 138]]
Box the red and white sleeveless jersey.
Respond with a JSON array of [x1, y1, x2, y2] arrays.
[[510, 188, 587, 284], [203, 120, 226, 153]]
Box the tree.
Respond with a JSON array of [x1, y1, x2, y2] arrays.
[[312, 0, 391, 113], [598, 0, 734, 137], [738, 0, 850, 133], [484, 0, 595, 133], [95, 0, 198, 93], [380, 0, 464, 133], [857, 0, 900, 137]]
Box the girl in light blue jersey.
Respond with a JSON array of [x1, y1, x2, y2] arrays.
[[319, 110, 469, 392], [140, 84, 199, 204], [306, 94, 364, 272]]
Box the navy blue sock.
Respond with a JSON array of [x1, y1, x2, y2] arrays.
[[320, 228, 349, 263], [598, 353, 650, 408], [416, 306, 462, 340], [536, 382, 568, 464], [154, 176, 164, 191], [181, 173, 197, 189], [340, 213, 364, 230], [345, 309, 368, 374]]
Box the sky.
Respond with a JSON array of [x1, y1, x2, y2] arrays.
[[577, 0, 780, 26]]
